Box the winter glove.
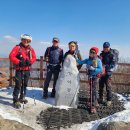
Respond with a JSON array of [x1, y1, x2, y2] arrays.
[[19, 60, 26, 67], [87, 65, 96, 71], [109, 68, 114, 72], [105, 64, 115, 71], [25, 59, 31, 66], [77, 59, 82, 65]]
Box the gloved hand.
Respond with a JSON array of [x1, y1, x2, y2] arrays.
[[109, 68, 114, 72], [25, 59, 31, 66], [19, 60, 26, 67], [105, 64, 115, 71], [77, 59, 82, 65], [87, 65, 96, 71]]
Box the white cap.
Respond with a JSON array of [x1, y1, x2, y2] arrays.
[[21, 34, 32, 42]]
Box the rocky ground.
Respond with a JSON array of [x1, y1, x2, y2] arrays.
[[0, 118, 34, 130], [0, 72, 9, 88], [0, 87, 130, 130], [97, 122, 130, 130], [37, 93, 125, 130]]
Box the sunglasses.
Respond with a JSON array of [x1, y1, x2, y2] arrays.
[[90, 50, 96, 54], [22, 39, 31, 43], [53, 40, 59, 43]]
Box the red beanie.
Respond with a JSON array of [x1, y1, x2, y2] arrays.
[[90, 47, 99, 54]]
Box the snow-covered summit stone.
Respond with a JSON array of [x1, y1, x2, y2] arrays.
[[55, 55, 80, 108]]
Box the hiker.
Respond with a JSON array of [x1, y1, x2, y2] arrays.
[[98, 42, 119, 106], [77, 47, 102, 113], [64, 41, 82, 70], [43, 37, 63, 98], [9, 34, 36, 109]]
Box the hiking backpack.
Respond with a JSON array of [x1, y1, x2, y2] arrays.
[[110, 49, 119, 64]]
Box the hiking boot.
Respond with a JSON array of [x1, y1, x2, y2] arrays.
[[13, 101, 21, 109], [91, 107, 97, 113], [43, 92, 48, 99], [19, 96, 28, 104], [106, 101, 112, 106], [51, 90, 56, 98]]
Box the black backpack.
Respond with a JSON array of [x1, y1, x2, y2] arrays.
[[110, 49, 119, 64]]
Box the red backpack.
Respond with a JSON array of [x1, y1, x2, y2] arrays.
[[96, 56, 106, 78]]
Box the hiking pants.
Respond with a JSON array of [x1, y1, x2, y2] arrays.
[[44, 65, 61, 93], [99, 75, 112, 101], [13, 70, 30, 102]]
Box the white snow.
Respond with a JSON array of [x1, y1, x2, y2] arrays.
[[0, 87, 130, 130], [0, 87, 55, 130]]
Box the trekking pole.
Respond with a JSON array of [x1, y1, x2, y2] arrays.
[[89, 76, 93, 113], [21, 70, 25, 113]]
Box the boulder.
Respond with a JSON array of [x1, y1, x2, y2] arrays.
[[0, 119, 34, 130], [97, 122, 130, 130], [55, 55, 80, 108]]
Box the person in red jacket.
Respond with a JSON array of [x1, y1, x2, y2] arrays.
[[9, 34, 36, 109]]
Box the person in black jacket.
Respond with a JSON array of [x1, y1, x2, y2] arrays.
[[43, 37, 64, 98], [64, 41, 82, 70], [99, 42, 118, 106]]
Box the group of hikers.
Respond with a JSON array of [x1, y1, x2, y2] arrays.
[[9, 34, 119, 113]]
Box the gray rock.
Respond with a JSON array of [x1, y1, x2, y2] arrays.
[[55, 55, 80, 108], [0, 119, 34, 130], [97, 122, 130, 130]]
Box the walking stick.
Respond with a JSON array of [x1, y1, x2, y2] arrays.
[[89, 76, 93, 113], [21, 70, 25, 113]]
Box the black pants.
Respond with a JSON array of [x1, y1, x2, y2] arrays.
[[99, 75, 112, 101], [89, 77, 98, 107], [13, 70, 30, 102], [44, 65, 60, 93]]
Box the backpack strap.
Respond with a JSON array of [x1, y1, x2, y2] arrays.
[[16, 44, 32, 59], [47, 46, 51, 57], [58, 48, 63, 54], [16, 44, 22, 53]]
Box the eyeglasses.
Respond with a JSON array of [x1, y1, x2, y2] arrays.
[[89, 50, 96, 54]]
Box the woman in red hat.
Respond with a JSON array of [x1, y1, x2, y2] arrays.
[[77, 47, 102, 113]]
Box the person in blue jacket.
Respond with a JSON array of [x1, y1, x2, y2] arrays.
[[77, 47, 102, 113]]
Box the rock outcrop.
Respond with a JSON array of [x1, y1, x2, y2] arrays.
[[97, 122, 130, 130], [0, 118, 34, 130]]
